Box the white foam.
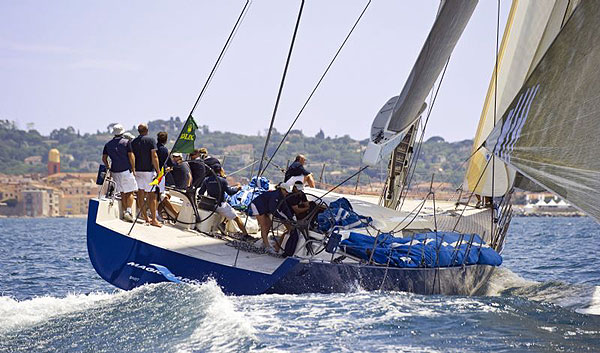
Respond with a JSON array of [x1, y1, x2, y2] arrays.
[[480, 267, 538, 296], [0, 291, 116, 332], [575, 286, 600, 316], [175, 280, 256, 353]]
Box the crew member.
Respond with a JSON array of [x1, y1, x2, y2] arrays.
[[188, 149, 207, 188], [205, 165, 249, 237], [131, 124, 161, 227], [249, 183, 294, 253], [169, 153, 192, 189], [156, 131, 178, 219], [284, 154, 315, 187], [102, 124, 137, 222]]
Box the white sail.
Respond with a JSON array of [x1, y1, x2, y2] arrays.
[[485, 0, 600, 222], [464, 0, 576, 196], [363, 0, 478, 166]]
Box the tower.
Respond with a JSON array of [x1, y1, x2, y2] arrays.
[[48, 148, 60, 175]]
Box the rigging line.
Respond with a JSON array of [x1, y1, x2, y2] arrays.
[[227, 159, 260, 176], [262, 0, 372, 173], [452, 156, 492, 232], [319, 166, 368, 200], [491, 0, 501, 242], [396, 57, 451, 211], [188, 0, 252, 118], [257, 0, 305, 177]]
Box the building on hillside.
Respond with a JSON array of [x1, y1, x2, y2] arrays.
[[24, 156, 42, 165], [48, 148, 60, 175]]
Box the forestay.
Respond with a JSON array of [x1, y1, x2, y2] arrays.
[[485, 1, 600, 221]]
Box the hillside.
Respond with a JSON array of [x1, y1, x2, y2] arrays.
[[0, 118, 473, 189]]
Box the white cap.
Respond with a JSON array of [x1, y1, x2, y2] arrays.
[[277, 182, 293, 193], [293, 180, 304, 191], [112, 124, 124, 136], [171, 152, 183, 158]]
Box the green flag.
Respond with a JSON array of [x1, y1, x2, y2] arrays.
[[172, 116, 198, 154]]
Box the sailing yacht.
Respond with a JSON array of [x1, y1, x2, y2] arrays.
[[87, 0, 598, 295]]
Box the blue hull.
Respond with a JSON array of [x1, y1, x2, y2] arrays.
[[87, 200, 299, 295], [87, 199, 495, 295]]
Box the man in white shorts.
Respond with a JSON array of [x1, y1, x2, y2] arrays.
[[102, 124, 137, 222], [131, 123, 161, 227]]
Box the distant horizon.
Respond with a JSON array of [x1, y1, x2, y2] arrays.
[[3, 117, 475, 144]]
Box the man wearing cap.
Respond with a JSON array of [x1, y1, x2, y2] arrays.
[[284, 154, 315, 188], [102, 124, 137, 222], [131, 124, 161, 227], [249, 182, 294, 253], [169, 153, 192, 189]]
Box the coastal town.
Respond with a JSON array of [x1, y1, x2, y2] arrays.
[[0, 147, 583, 218]]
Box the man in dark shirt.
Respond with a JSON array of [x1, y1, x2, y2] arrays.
[[284, 154, 315, 187], [131, 124, 161, 227], [102, 124, 137, 222], [204, 166, 248, 236], [188, 149, 207, 188], [198, 147, 223, 175], [250, 183, 294, 253], [155, 131, 178, 220], [169, 153, 192, 189]]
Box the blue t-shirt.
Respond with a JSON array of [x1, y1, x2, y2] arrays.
[[284, 161, 310, 182], [131, 135, 157, 172], [251, 189, 293, 219], [157, 143, 169, 168], [102, 136, 132, 173]]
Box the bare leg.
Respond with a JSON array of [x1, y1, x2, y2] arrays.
[[123, 192, 134, 210], [148, 192, 161, 227], [136, 190, 150, 222], [160, 198, 178, 219], [256, 214, 272, 248], [234, 216, 248, 235]]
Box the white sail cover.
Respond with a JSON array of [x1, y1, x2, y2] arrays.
[[485, 1, 600, 222], [464, 0, 574, 197], [386, 0, 478, 133]]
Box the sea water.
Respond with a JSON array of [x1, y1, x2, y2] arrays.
[[0, 217, 599, 352]]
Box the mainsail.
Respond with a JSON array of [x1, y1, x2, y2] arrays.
[[464, 0, 578, 196], [485, 0, 600, 221], [363, 0, 477, 166]]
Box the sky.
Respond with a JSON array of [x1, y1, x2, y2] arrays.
[[0, 1, 510, 142]]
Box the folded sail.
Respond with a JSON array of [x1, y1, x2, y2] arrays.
[[386, 0, 478, 133], [485, 1, 600, 221], [464, 0, 576, 196]]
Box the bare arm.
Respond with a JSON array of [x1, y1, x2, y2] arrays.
[[151, 150, 159, 174], [128, 152, 136, 175], [187, 171, 192, 188], [102, 154, 109, 169], [305, 174, 315, 188]]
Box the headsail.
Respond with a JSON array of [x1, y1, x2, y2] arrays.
[[485, 0, 600, 221], [363, 0, 478, 166], [464, 0, 577, 196]]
